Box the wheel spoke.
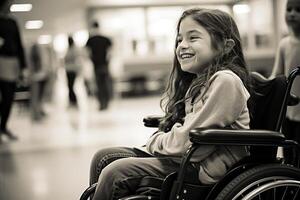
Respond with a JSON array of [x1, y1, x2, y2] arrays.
[[268, 185, 300, 200], [232, 176, 290, 200], [242, 180, 300, 200], [292, 187, 300, 200], [257, 184, 262, 200], [215, 165, 300, 200], [281, 186, 288, 200]]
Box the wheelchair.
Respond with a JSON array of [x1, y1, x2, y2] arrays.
[[80, 66, 300, 200]]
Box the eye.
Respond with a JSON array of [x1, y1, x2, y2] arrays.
[[176, 37, 182, 44], [287, 7, 292, 12], [189, 35, 200, 41], [296, 7, 300, 12]]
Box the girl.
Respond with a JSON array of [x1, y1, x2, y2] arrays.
[[91, 8, 251, 200]]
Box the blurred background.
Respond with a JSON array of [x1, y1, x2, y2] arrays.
[[0, 0, 290, 199]]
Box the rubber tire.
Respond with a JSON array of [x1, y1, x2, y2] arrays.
[[215, 164, 300, 200]]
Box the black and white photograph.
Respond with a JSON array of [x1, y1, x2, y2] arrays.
[[1, 0, 300, 199]]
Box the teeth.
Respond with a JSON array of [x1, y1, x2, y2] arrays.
[[181, 54, 193, 59]]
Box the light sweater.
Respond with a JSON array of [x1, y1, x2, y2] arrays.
[[64, 46, 83, 73], [145, 70, 250, 184], [271, 36, 300, 121]]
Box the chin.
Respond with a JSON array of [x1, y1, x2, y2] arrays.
[[180, 64, 197, 74]]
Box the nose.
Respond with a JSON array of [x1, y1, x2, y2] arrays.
[[177, 39, 189, 49], [288, 8, 297, 17]]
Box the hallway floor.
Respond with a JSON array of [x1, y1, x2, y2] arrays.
[[0, 74, 162, 200]]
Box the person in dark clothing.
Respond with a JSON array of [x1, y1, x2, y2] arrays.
[[0, 0, 27, 142], [64, 36, 84, 107], [86, 21, 112, 110]]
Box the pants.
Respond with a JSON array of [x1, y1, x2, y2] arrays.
[[31, 79, 47, 119], [94, 67, 112, 109], [282, 118, 300, 165], [66, 71, 77, 105], [90, 147, 197, 200], [0, 80, 16, 131]]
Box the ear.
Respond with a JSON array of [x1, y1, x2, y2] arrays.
[[224, 39, 235, 54]]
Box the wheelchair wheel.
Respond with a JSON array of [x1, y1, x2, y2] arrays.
[[215, 164, 300, 200]]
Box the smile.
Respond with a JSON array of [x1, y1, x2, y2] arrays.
[[180, 53, 195, 60]]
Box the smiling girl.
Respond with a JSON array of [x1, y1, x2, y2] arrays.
[[90, 8, 251, 200]]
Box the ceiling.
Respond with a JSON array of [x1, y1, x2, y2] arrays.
[[9, 0, 241, 42], [10, 0, 86, 35], [87, 0, 239, 7]]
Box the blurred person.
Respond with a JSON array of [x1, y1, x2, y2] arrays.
[[270, 0, 300, 164], [86, 21, 113, 110], [29, 43, 49, 121], [82, 54, 96, 97], [42, 44, 59, 104], [64, 35, 84, 107], [0, 0, 27, 142]]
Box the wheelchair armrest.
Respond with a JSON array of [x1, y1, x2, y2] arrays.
[[143, 115, 163, 128], [189, 128, 286, 146]]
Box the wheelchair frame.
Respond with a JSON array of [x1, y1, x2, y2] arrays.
[[80, 66, 300, 200]]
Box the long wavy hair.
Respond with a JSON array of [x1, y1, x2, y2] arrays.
[[159, 8, 251, 132]]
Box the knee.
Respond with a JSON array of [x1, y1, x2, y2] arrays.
[[99, 159, 128, 183], [97, 159, 142, 197], [90, 147, 132, 184], [91, 148, 110, 169], [90, 148, 115, 183]]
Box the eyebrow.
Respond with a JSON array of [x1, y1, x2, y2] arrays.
[[188, 30, 202, 34], [178, 29, 203, 35], [287, 2, 300, 7]]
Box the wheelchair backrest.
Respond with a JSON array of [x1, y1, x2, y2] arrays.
[[248, 74, 287, 131], [247, 73, 288, 161]]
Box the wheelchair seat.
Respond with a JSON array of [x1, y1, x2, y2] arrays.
[[80, 67, 300, 200]]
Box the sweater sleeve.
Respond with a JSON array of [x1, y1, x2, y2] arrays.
[[146, 72, 249, 156]]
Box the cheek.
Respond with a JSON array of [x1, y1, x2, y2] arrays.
[[194, 50, 216, 66], [175, 47, 180, 59], [285, 14, 289, 21]]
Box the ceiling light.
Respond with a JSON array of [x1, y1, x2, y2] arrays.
[[10, 4, 32, 12], [25, 20, 44, 30]]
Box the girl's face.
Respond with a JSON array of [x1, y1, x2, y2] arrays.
[[286, 1, 300, 30], [176, 16, 218, 74]]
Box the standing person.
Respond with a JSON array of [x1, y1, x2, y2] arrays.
[[270, 0, 300, 165], [86, 21, 112, 110], [30, 43, 49, 121], [64, 36, 82, 107], [0, 0, 27, 142], [90, 8, 251, 199]]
